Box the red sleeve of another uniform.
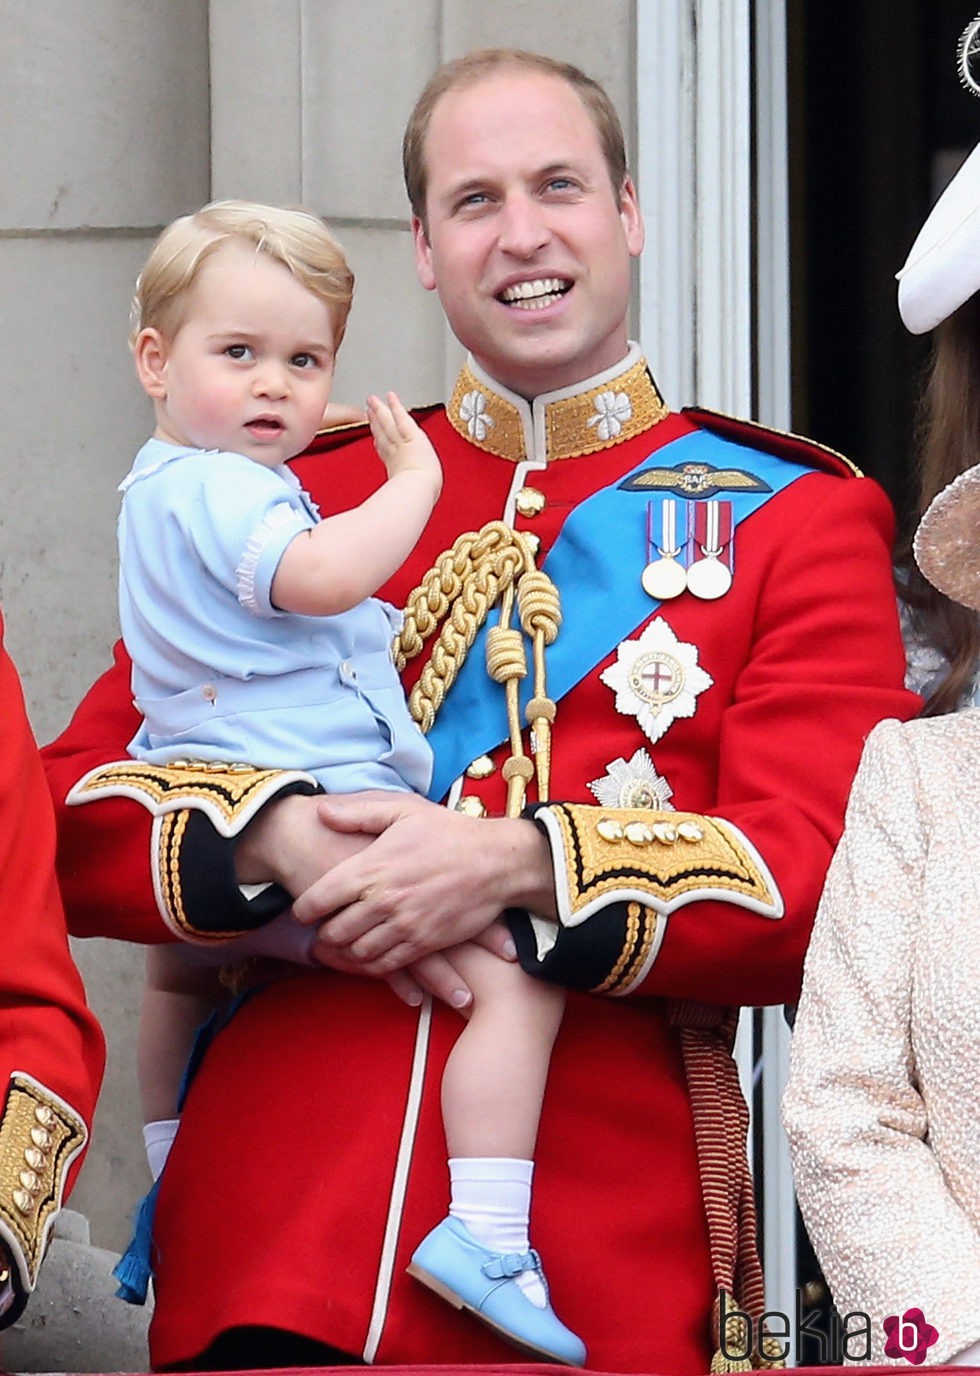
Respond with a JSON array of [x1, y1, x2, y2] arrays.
[[0, 619, 105, 1312]]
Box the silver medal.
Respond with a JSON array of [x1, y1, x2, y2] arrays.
[[588, 749, 675, 810], [687, 499, 733, 601], [686, 556, 733, 600]]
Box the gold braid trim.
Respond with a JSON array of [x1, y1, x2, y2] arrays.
[[711, 1294, 753, 1373], [394, 522, 561, 814], [540, 803, 782, 919], [446, 357, 668, 462], [587, 900, 659, 995], [66, 759, 318, 838]]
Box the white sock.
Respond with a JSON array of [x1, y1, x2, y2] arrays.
[[143, 1118, 180, 1181], [448, 1157, 546, 1307]]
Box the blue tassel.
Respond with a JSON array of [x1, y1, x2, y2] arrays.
[[113, 995, 256, 1305], [112, 1177, 160, 1304]]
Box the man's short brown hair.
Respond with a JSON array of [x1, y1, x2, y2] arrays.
[[403, 49, 629, 234]]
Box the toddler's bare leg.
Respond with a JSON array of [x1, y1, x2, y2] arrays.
[[439, 941, 564, 1160], [411, 942, 578, 1327], [138, 945, 227, 1123]]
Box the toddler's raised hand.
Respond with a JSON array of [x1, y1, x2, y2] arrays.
[[367, 392, 442, 500]]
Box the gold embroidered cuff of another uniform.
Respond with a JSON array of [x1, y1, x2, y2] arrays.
[[0, 1075, 87, 1292], [66, 759, 318, 837], [534, 803, 784, 926]]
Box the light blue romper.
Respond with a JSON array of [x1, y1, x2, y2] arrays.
[[118, 439, 433, 796]]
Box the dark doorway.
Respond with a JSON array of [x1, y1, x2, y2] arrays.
[[780, 8, 979, 1357], [788, 0, 980, 537]]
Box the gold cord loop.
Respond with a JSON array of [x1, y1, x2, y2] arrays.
[[393, 522, 561, 813], [485, 627, 527, 684]]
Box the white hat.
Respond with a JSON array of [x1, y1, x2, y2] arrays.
[[913, 462, 980, 611], [896, 142, 980, 334]]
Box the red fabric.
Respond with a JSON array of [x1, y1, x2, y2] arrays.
[[42, 403, 917, 1372], [0, 612, 104, 1203]]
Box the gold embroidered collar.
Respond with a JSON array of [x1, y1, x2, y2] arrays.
[[446, 345, 669, 463]]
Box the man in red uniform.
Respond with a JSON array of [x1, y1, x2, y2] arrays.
[[46, 49, 916, 1372], [0, 613, 104, 1332]]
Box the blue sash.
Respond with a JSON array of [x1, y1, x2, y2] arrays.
[[426, 428, 810, 801]]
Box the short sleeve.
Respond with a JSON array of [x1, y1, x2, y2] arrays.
[[185, 455, 316, 618]]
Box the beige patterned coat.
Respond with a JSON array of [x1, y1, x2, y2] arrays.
[[784, 711, 980, 1363]]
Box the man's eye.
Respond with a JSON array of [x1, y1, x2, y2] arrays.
[[225, 344, 252, 360], [546, 177, 575, 192]]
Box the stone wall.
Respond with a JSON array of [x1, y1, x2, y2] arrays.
[[3, 0, 636, 1251]]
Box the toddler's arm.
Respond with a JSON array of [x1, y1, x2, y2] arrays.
[[271, 392, 442, 616]]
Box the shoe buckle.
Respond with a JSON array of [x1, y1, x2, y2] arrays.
[[482, 1247, 541, 1280]]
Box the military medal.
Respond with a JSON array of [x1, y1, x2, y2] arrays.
[[641, 499, 687, 600], [600, 617, 713, 744], [686, 500, 733, 600]]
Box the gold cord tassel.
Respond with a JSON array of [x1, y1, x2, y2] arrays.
[[710, 1293, 754, 1373], [517, 567, 559, 798], [754, 1335, 788, 1370]]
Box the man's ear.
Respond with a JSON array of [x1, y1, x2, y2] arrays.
[[412, 216, 437, 292], [133, 327, 170, 399], [619, 177, 645, 258]]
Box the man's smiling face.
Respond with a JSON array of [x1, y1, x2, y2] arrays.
[[413, 68, 644, 399]]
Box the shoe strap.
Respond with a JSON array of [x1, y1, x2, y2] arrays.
[[481, 1247, 541, 1280]]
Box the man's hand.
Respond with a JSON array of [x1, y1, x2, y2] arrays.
[[291, 792, 557, 974], [234, 789, 556, 1007]]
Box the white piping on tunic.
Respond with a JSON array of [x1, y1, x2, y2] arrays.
[[362, 995, 433, 1363], [364, 446, 554, 1356]]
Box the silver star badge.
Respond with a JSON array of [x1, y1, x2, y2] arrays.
[[588, 749, 674, 810], [599, 617, 713, 744]]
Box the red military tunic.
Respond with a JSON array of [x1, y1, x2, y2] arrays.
[[0, 612, 104, 1325], [45, 350, 916, 1371]]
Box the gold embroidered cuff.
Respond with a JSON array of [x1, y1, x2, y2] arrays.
[[67, 760, 321, 941], [66, 759, 319, 837], [536, 802, 783, 922], [513, 804, 783, 994], [0, 1075, 87, 1293]]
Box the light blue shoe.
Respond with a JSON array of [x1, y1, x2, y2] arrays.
[[408, 1215, 586, 1366]]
